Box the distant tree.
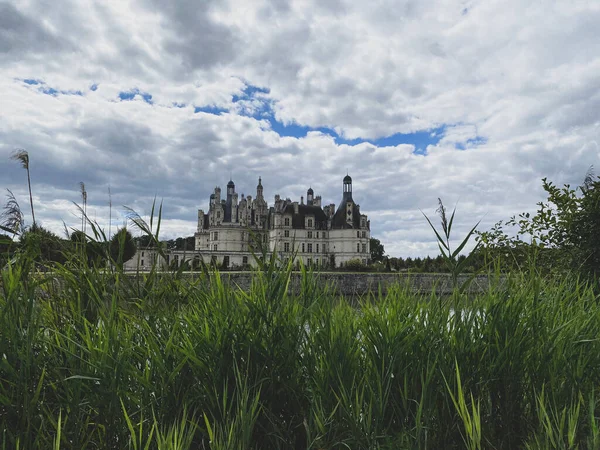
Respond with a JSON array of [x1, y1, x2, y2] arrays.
[[109, 228, 136, 267], [163, 236, 195, 251], [134, 235, 154, 249], [477, 168, 600, 277], [20, 224, 66, 265], [0, 233, 14, 265], [345, 258, 366, 272], [71, 230, 107, 267], [369, 237, 385, 263], [11, 149, 36, 226]]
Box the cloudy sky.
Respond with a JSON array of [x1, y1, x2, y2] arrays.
[[1, 0, 598, 257]]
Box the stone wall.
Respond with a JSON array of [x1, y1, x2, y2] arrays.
[[215, 272, 497, 296]]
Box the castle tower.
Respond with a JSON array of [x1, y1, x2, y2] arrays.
[[343, 174, 352, 196], [256, 177, 264, 200], [225, 180, 235, 222], [307, 187, 314, 206]]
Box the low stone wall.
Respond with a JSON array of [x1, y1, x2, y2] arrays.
[[218, 272, 496, 296]]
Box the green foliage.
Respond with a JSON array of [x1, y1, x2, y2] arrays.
[[343, 258, 367, 271], [109, 228, 136, 267], [20, 224, 67, 265], [369, 237, 385, 263], [3, 224, 600, 448], [422, 198, 481, 290], [163, 236, 195, 251], [3, 199, 600, 449], [477, 170, 600, 278]]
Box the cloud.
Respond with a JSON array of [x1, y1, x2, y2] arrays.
[[0, 0, 599, 257]]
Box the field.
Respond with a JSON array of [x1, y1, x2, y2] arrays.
[[2, 250, 600, 449]]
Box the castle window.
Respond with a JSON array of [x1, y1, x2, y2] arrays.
[[141, 260, 144, 266], [241, 232, 245, 241], [284, 217, 290, 226], [357, 231, 360, 238], [357, 243, 360, 253], [362, 231, 366, 238], [362, 243, 366, 253], [243, 256, 248, 265], [213, 244, 218, 251], [308, 231, 312, 238], [316, 243, 319, 253], [284, 242, 290, 252], [217, 211, 221, 218], [214, 232, 219, 240], [316, 232, 319, 238], [141, 251, 144, 257], [308, 243, 313, 253], [284, 230, 289, 238], [308, 219, 313, 228], [302, 243, 305, 253]]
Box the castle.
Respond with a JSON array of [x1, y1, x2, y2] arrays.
[[193, 174, 370, 268], [126, 175, 370, 270]]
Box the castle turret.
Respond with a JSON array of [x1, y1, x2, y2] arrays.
[[307, 187, 314, 206], [225, 179, 235, 222], [256, 177, 264, 200]]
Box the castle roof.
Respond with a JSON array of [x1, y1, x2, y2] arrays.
[[282, 203, 328, 229]]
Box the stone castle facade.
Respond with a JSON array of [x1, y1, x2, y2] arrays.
[[193, 174, 370, 268], [125, 175, 370, 270]]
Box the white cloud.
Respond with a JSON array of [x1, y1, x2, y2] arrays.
[[0, 0, 599, 257]]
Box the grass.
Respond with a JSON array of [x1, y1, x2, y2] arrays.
[[2, 222, 600, 448]]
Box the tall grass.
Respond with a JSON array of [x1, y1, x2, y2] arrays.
[[1, 215, 600, 448]]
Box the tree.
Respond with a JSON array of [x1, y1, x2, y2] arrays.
[[11, 149, 35, 226], [477, 168, 600, 277], [369, 237, 385, 263], [0, 233, 14, 266], [109, 228, 136, 267], [20, 224, 67, 265], [71, 230, 107, 267]]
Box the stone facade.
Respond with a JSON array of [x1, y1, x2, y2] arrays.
[[125, 175, 371, 270], [193, 175, 370, 268]]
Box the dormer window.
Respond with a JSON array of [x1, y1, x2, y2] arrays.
[[307, 219, 313, 228], [284, 217, 290, 226]]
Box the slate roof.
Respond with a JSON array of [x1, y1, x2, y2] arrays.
[[282, 203, 328, 229], [331, 201, 362, 229]]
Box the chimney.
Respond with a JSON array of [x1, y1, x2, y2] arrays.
[[293, 201, 299, 214], [301, 196, 304, 205]]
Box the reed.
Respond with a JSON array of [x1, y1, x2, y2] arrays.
[[1, 212, 600, 449]]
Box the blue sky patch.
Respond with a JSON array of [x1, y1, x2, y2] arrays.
[[90, 83, 98, 91], [119, 88, 153, 104], [456, 135, 488, 150], [194, 105, 228, 115], [20, 78, 83, 96], [232, 84, 270, 103]]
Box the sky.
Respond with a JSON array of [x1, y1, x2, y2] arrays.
[[0, 0, 599, 257]]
